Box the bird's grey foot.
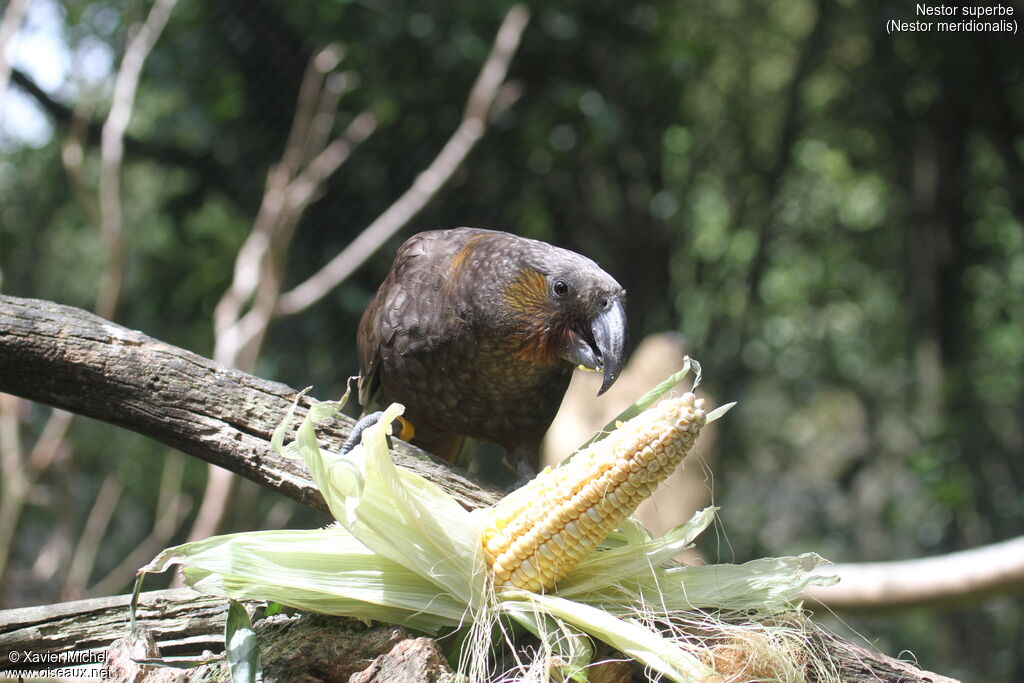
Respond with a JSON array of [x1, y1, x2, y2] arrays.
[[340, 412, 414, 455]]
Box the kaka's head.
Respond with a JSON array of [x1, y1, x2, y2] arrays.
[[459, 231, 627, 395]]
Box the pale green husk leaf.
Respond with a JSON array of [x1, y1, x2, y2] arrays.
[[502, 591, 715, 681], [142, 526, 466, 633], [137, 367, 838, 681], [140, 397, 484, 633], [292, 401, 486, 607]]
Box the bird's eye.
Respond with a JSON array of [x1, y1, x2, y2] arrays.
[[552, 279, 570, 298]]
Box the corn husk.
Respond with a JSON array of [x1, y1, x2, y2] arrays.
[[137, 363, 838, 682], [142, 399, 483, 633]]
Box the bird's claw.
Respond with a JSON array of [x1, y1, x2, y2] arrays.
[[340, 411, 414, 455]]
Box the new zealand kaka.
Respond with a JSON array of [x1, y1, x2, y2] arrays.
[[355, 227, 627, 472]]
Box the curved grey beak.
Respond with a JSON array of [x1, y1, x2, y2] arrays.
[[592, 298, 627, 395], [559, 297, 627, 396]]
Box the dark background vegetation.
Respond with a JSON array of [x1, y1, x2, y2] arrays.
[[1, 0, 1022, 680]]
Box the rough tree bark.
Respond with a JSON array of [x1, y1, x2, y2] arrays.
[[0, 295, 501, 512], [0, 295, 958, 682]]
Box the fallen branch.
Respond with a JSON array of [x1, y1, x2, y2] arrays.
[[0, 588, 957, 682], [0, 589, 226, 667], [0, 589, 447, 681]]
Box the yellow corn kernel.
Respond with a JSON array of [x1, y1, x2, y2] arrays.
[[482, 393, 707, 592]]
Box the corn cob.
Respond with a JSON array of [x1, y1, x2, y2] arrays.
[[482, 393, 707, 592]]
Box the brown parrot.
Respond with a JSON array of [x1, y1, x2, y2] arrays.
[[351, 228, 627, 474]]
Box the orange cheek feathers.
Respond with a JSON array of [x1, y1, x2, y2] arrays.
[[502, 269, 569, 364]]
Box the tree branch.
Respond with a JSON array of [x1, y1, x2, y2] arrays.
[[275, 4, 531, 317], [0, 589, 228, 667], [0, 295, 501, 513], [0, 588, 958, 682], [195, 44, 376, 545], [88, 455, 190, 598], [7, 68, 244, 204], [0, 0, 30, 112], [97, 0, 180, 322], [805, 536, 1024, 609]]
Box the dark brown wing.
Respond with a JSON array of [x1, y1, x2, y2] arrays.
[[356, 228, 496, 412]]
